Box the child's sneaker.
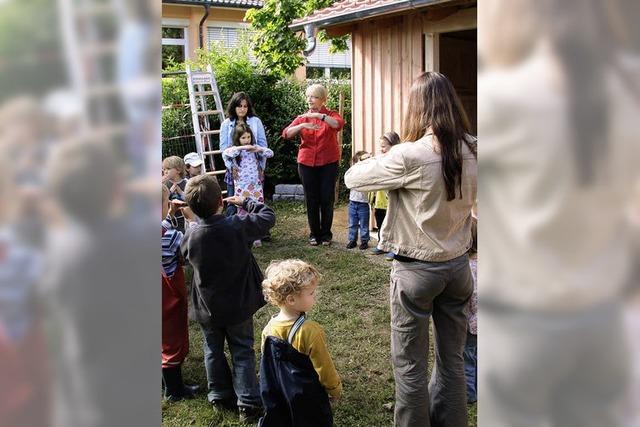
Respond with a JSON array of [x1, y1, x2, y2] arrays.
[[239, 405, 263, 423], [359, 241, 369, 250], [346, 241, 357, 249], [385, 252, 395, 261]]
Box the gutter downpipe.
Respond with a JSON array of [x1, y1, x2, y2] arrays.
[[303, 23, 317, 57], [199, 4, 210, 49]]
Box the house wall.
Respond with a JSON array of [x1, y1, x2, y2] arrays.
[[162, 4, 247, 59], [350, 7, 476, 155]]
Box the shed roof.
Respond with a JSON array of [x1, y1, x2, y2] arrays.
[[162, 0, 263, 8], [290, 0, 451, 31]]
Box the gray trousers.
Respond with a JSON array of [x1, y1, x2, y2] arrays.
[[390, 254, 472, 427]]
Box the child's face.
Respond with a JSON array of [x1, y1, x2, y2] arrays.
[[163, 166, 180, 181], [186, 164, 201, 177], [380, 139, 392, 154], [239, 132, 252, 146], [235, 99, 249, 120], [289, 281, 318, 313]]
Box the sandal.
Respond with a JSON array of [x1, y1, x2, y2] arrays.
[[309, 237, 319, 246]]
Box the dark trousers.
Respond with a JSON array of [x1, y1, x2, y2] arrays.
[[374, 208, 387, 242], [298, 162, 338, 242], [390, 255, 472, 427]]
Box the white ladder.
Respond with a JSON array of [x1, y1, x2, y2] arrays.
[[185, 64, 226, 179]]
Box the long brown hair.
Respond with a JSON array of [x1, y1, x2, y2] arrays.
[[402, 72, 475, 201], [232, 123, 255, 165]]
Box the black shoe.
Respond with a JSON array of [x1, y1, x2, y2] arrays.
[[239, 405, 263, 423], [163, 366, 196, 402], [185, 384, 200, 394], [359, 241, 369, 250], [346, 240, 357, 249], [211, 398, 237, 412]]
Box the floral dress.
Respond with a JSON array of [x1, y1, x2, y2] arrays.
[[223, 147, 274, 214]]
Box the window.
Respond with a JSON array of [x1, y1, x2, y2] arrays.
[[207, 24, 254, 50], [162, 24, 188, 70]]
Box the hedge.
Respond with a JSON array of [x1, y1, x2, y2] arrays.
[[162, 42, 352, 200]]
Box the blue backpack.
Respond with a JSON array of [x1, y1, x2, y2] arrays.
[[258, 314, 333, 427]]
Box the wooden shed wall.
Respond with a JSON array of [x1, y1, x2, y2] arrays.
[[350, 7, 476, 155]]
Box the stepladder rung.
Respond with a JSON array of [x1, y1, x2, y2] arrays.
[[193, 91, 217, 96], [199, 130, 221, 135], [202, 150, 222, 155], [195, 110, 222, 116], [206, 170, 227, 176]]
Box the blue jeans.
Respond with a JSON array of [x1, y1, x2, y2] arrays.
[[463, 331, 477, 403], [224, 180, 237, 217], [348, 201, 370, 243], [200, 318, 261, 408]]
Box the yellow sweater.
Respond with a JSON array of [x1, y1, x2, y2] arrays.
[[368, 190, 388, 210], [262, 317, 342, 399]]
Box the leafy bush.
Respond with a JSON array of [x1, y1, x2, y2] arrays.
[[162, 42, 352, 200]]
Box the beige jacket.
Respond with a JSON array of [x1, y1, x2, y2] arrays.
[[345, 134, 477, 262]]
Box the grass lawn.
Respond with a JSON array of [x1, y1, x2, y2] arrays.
[[162, 202, 477, 426]]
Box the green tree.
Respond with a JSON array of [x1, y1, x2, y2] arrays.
[[246, 0, 349, 79]]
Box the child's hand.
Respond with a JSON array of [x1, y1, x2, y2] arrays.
[[223, 195, 245, 207], [171, 184, 184, 195], [182, 206, 196, 222], [168, 199, 187, 216]]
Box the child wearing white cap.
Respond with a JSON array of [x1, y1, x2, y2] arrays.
[[183, 152, 203, 180]]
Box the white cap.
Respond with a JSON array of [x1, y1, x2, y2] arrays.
[[183, 152, 203, 167]]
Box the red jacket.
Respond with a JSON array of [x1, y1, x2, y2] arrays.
[[282, 107, 345, 167]]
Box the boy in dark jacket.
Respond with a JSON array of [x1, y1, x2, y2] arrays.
[[181, 175, 275, 422]]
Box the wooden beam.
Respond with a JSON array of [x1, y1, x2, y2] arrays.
[[325, 24, 356, 37], [424, 6, 459, 22]]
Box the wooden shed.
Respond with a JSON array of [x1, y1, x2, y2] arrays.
[[291, 0, 477, 155]]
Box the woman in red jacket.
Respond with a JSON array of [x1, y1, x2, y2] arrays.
[[282, 84, 345, 246]]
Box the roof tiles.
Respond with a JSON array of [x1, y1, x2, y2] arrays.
[[163, 0, 263, 8], [291, 0, 401, 28]]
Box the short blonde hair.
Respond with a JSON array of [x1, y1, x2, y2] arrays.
[[162, 156, 186, 178], [262, 259, 322, 306], [306, 84, 328, 102]]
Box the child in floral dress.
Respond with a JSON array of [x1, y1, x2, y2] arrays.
[[222, 123, 273, 246]]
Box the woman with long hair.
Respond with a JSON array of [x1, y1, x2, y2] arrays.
[[345, 71, 477, 427], [220, 92, 268, 216]]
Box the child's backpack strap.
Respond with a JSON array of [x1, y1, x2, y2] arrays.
[[287, 313, 306, 344]]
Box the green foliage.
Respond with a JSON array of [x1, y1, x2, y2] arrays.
[[246, 0, 349, 79], [245, 0, 307, 78], [163, 41, 353, 199]]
